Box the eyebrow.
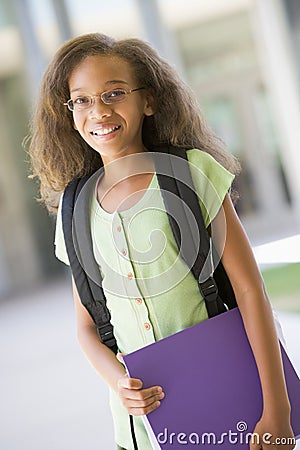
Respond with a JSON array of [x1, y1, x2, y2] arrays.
[[70, 80, 129, 93], [105, 80, 129, 86]]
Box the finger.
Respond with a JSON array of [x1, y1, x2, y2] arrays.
[[116, 353, 126, 363], [121, 387, 165, 403], [127, 398, 162, 416], [119, 385, 163, 401], [118, 375, 143, 390], [249, 436, 262, 450], [123, 391, 165, 409]]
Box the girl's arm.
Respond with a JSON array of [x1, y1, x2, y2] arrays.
[[71, 277, 164, 416], [213, 194, 294, 449]]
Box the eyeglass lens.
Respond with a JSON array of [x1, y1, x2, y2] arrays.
[[67, 89, 128, 111], [65, 87, 145, 111]]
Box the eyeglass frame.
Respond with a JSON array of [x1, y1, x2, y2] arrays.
[[63, 86, 146, 112]]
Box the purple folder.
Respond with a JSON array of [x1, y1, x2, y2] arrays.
[[124, 308, 300, 449]]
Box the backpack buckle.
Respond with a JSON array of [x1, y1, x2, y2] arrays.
[[97, 323, 116, 348], [199, 276, 218, 303]]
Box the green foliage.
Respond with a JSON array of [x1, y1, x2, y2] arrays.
[[262, 263, 300, 312]]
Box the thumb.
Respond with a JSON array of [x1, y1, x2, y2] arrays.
[[116, 352, 127, 364]]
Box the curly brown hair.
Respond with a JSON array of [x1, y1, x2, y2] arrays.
[[26, 32, 240, 213]]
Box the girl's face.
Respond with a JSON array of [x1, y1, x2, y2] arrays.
[[68, 55, 154, 163]]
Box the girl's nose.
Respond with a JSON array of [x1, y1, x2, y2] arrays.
[[89, 97, 112, 118]]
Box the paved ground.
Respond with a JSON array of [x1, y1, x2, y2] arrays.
[[0, 278, 299, 450]]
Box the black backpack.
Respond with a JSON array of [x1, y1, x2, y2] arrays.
[[62, 146, 237, 352], [61, 146, 237, 449]]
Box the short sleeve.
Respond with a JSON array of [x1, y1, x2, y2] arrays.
[[54, 192, 70, 266], [187, 149, 235, 228]]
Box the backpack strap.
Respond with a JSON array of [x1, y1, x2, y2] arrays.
[[62, 170, 118, 354], [62, 170, 137, 449], [154, 147, 235, 317], [61, 147, 236, 345]]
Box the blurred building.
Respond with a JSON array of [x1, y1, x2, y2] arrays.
[[0, 0, 299, 296]]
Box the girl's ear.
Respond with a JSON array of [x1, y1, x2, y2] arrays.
[[144, 92, 156, 117], [73, 122, 78, 130]]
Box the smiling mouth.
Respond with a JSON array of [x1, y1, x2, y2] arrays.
[[90, 125, 121, 136]]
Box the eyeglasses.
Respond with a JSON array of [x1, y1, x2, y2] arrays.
[[64, 87, 145, 112]]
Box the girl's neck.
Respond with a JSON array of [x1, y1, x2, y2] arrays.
[[101, 150, 155, 187]]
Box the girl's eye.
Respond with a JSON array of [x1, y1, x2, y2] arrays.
[[104, 89, 126, 101], [108, 89, 125, 97], [74, 96, 91, 105]]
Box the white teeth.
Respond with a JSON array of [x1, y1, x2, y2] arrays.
[[91, 126, 120, 136]]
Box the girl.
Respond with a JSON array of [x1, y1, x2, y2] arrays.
[[28, 33, 294, 449]]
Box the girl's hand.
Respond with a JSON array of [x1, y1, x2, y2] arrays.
[[117, 374, 165, 416], [250, 415, 295, 449], [116, 353, 165, 416]]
